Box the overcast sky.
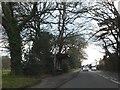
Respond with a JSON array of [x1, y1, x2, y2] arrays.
[[82, 43, 104, 65]]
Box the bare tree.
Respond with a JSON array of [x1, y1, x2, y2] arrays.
[[86, 1, 120, 57], [2, 2, 37, 75], [83, 0, 120, 72]]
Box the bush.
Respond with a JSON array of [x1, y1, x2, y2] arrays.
[[23, 32, 54, 75], [23, 53, 54, 76], [61, 59, 70, 72]]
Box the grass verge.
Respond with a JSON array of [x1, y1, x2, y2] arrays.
[[2, 70, 41, 88]]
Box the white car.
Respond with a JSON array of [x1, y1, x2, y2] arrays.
[[82, 66, 89, 71], [91, 66, 96, 71]]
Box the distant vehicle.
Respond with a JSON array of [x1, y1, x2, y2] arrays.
[[91, 66, 96, 71], [82, 66, 89, 71]]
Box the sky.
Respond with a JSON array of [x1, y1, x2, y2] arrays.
[[114, 0, 120, 14], [82, 44, 104, 65]]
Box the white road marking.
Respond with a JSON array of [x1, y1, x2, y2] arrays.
[[110, 79, 120, 85], [95, 72, 120, 85]]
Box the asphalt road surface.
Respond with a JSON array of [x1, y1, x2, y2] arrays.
[[58, 71, 120, 88]]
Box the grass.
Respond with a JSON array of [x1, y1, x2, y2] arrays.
[[2, 70, 42, 88], [2, 70, 11, 75]]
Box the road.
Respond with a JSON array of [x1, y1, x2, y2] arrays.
[[58, 71, 120, 88]]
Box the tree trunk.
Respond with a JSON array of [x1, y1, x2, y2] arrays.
[[7, 26, 23, 75], [9, 34, 22, 75]]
